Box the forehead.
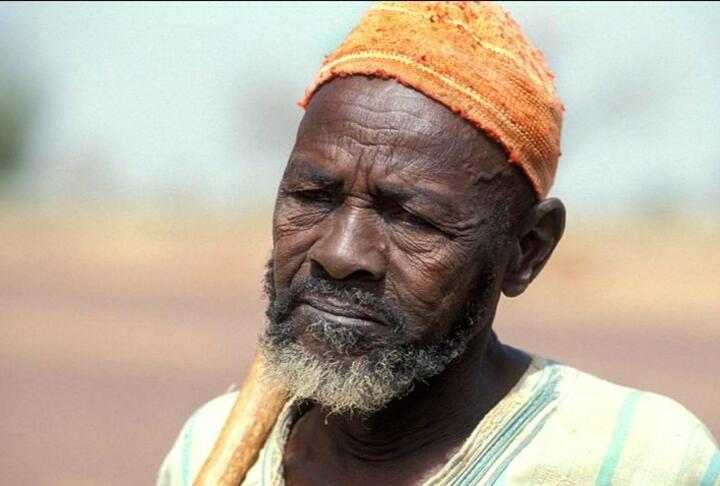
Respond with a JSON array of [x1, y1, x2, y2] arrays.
[[290, 76, 509, 196]]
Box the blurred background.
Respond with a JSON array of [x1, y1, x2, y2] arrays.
[[1, 2, 718, 484]]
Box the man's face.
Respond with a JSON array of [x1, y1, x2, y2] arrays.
[[262, 76, 533, 413]]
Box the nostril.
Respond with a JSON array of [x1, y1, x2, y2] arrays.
[[310, 259, 331, 280], [310, 258, 381, 282], [346, 269, 379, 281]]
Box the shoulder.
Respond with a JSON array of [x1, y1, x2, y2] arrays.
[[554, 362, 715, 442], [156, 392, 238, 486], [535, 361, 719, 484]]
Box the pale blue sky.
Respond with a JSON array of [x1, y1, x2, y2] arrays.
[[1, 2, 719, 218]]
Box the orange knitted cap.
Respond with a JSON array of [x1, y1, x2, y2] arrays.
[[299, 1, 563, 198]]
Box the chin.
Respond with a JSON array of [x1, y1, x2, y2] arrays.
[[298, 335, 369, 361], [259, 315, 472, 415]]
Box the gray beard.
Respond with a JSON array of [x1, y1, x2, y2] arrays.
[[259, 276, 475, 416]]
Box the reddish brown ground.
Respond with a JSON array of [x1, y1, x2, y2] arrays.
[[1, 207, 718, 485]]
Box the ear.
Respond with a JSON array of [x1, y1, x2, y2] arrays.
[[502, 197, 566, 297]]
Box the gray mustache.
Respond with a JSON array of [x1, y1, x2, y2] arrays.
[[267, 277, 405, 334]]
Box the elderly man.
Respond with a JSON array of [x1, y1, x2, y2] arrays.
[[158, 2, 719, 485]]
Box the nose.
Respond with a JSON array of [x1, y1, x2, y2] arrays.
[[308, 205, 386, 281]]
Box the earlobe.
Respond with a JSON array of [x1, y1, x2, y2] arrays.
[[502, 198, 566, 297]]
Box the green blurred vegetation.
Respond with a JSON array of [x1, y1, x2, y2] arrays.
[[0, 69, 35, 181]]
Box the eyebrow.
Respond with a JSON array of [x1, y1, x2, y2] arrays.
[[376, 182, 459, 219], [287, 162, 343, 187]]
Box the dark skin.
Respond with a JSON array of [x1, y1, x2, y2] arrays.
[[271, 76, 565, 485]]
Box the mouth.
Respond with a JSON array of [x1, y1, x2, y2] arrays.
[[297, 296, 387, 329]]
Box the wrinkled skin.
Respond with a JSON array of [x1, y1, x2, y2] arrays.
[[270, 76, 566, 485]]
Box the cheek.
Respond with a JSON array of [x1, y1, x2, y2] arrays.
[[272, 200, 324, 290], [389, 226, 447, 256], [273, 196, 328, 239], [388, 237, 483, 324]]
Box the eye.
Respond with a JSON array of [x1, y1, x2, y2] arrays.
[[389, 207, 433, 228], [293, 189, 335, 204]]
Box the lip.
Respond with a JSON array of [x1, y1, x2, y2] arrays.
[[298, 297, 387, 327]]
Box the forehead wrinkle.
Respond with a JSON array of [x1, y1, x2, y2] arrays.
[[299, 79, 513, 194], [315, 112, 503, 178], [296, 117, 442, 172], [320, 98, 436, 125], [294, 126, 499, 193], [310, 78, 493, 143], [300, 132, 448, 185], [298, 116, 474, 177], [312, 79, 441, 123], [304, 108, 444, 154], [305, 88, 455, 139]]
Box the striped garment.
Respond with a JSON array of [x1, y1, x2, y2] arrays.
[[157, 354, 719, 485]]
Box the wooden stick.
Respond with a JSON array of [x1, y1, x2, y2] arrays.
[[194, 352, 288, 486]]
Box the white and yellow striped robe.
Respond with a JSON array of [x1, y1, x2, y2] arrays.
[[158, 355, 719, 485]]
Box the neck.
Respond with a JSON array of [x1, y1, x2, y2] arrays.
[[309, 331, 530, 462]]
